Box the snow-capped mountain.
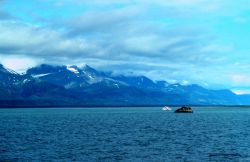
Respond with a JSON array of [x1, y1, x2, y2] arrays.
[[26, 64, 116, 89], [1, 63, 250, 107], [0, 64, 81, 106], [27, 64, 88, 89]]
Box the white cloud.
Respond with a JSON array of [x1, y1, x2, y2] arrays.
[[232, 89, 250, 95], [1, 55, 39, 72], [0, 12, 229, 88], [1, 0, 250, 90], [231, 74, 250, 85], [0, 21, 98, 57]]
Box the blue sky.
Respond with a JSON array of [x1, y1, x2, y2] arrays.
[[1, 0, 250, 93]]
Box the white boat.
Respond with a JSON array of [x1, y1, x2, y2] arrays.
[[162, 106, 171, 111]]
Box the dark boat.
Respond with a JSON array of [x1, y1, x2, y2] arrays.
[[174, 106, 193, 113]]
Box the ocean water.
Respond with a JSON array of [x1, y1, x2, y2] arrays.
[[0, 107, 250, 162]]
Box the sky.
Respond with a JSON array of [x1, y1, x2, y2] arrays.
[[0, 0, 250, 93]]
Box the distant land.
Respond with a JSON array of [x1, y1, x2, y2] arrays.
[[1, 64, 250, 107]]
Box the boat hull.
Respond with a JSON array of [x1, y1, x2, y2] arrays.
[[174, 106, 193, 113]]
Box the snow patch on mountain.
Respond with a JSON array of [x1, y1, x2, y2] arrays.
[[114, 83, 120, 88], [88, 74, 93, 79], [66, 65, 79, 74], [33, 73, 52, 78]]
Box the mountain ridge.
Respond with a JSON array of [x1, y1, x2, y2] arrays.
[[1, 63, 250, 107]]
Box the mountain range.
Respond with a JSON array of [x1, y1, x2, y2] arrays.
[[0, 64, 250, 107]]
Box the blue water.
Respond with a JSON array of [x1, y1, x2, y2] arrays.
[[0, 107, 250, 161]]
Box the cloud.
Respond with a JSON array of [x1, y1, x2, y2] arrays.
[[0, 21, 99, 58], [61, 6, 225, 65], [0, 55, 38, 72], [0, 11, 15, 20], [1, 0, 250, 91], [0, 6, 228, 87], [55, 0, 237, 15], [58, 0, 216, 7], [232, 89, 250, 95], [65, 7, 143, 35]]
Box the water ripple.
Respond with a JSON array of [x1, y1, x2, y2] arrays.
[[0, 107, 250, 161]]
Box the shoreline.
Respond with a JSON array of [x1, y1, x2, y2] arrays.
[[1, 105, 250, 109]]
